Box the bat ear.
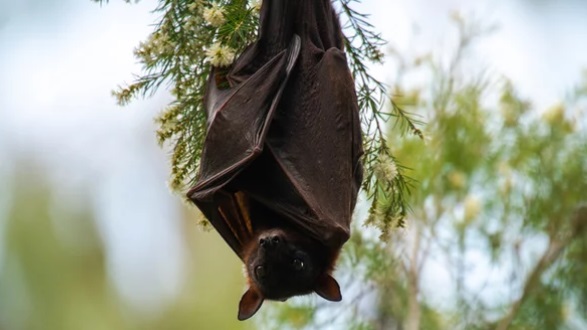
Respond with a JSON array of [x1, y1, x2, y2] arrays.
[[314, 274, 342, 302], [238, 288, 264, 321]]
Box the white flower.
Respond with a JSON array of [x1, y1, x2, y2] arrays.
[[374, 155, 398, 182], [250, 0, 262, 12], [185, 15, 202, 31], [203, 4, 226, 27], [187, 1, 201, 13], [205, 43, 236, 67], [152, 33, 172, 54]]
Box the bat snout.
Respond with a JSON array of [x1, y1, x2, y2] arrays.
[[259, 234, 282, 249]]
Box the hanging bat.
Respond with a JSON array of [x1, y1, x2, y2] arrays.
[[187, 0, 363, 320]]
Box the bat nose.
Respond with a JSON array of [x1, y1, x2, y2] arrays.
[[259, 235, 281, 248]]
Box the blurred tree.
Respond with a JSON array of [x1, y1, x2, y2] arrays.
[[262, 16, 587, 330], [0, 168, 126, 330], [150, 209, 250, 330], [0, 164, 250, 330]]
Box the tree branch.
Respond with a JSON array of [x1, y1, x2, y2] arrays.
[[495, 205, 587, 330]]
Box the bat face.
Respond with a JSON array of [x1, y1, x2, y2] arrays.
[[245, 228, 328, 300], [238, 227, 343, 320]]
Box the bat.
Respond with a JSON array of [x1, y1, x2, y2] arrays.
[[186, 0, 363, 320]]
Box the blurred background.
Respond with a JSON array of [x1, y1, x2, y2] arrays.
[[0, 0, 586, 329]]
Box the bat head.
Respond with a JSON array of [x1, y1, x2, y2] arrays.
[[238, 228, 341, 320]]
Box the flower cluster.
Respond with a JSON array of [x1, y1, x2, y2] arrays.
[[203, 3, 226, 27], [187, 0, 202, 13], [205, 42, 236, 67], [373, 154, 398, 183], [250, 0, 262, 12], [196, 1, 260, 68]]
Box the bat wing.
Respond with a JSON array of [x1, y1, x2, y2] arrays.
[[277, 48, 363, 248], [187, 37, 301, 258], [240, 46, 363, 250], [233, 0, 363, 250], [188, 0, 363, 258], [191, 37, 301, 196]]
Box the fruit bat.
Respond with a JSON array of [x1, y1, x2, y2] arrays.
[[186, 0, 363, 320]]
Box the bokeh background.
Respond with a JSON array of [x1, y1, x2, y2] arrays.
[[1, 0, 586, 329]]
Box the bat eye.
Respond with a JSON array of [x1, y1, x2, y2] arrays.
[[255, 265, 266, 278], [292, 259, 304, 271]]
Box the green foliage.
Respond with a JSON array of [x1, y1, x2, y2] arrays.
[[0, 171, 123, 330], [0, 165, 249, 330], [95, 0, 421, 230], [383, 17, 586, 330], [340, 0, 422, 230], [114, 0, 261, 194], [510, 284, 566, 330], [263, 16, 587, 330]]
